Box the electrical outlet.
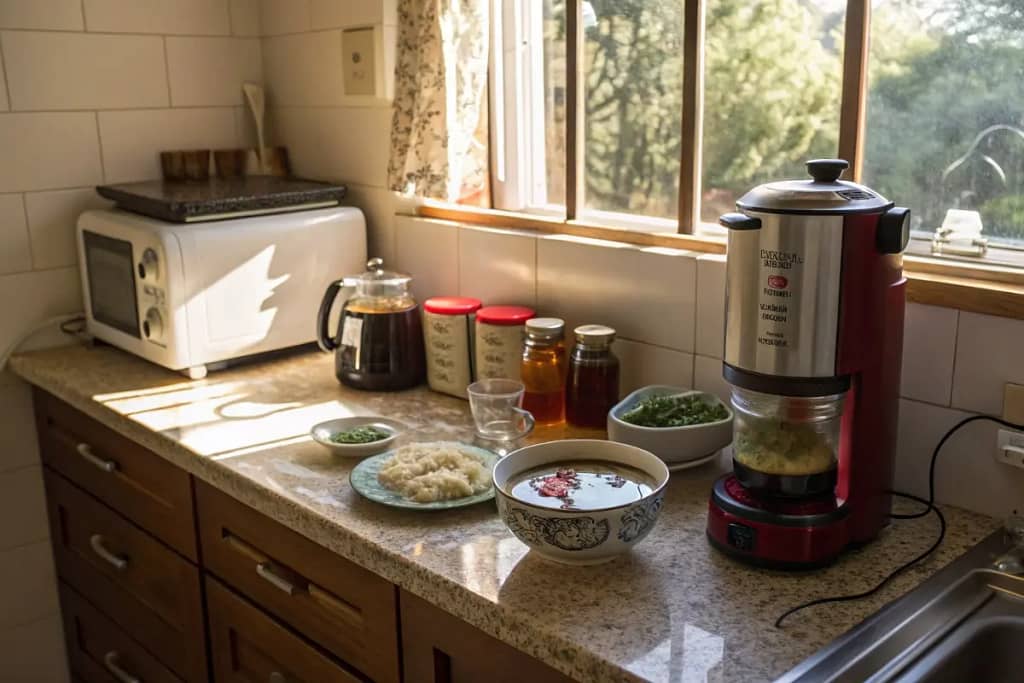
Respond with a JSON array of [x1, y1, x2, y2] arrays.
[[996, 428, 1024, 469], [342, 28, 376, 97]]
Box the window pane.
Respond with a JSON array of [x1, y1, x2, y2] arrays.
[[582, 0, 684, 222], [700, 0, 844, 226], [863, 0, 1024, 263], [539, 0, 566, 208]]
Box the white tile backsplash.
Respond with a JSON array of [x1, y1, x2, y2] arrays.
[[272, 105, 391, 186], [98, 108, 239, 183], [0, 0, 83, 30], [896, 398, 1024, 518], [617, 340, 694, 398], [344, 184, 397, 266], [537, 235, 697, 352], [0, 113, 102, 192], [83, 0, 231, 35], [260, 0, 312, 35], [900, 303, 958, 405], [230, 0, 262, 36], [0, 541, 59, 629], [394, 215, 458, 302], [695, 254, 726, 359], [0, 615, 69, 683], [263, 31, 344, 106], [458, 226, 536, 307], [311, 0, 382, 28], [693, 354, 730, 404], [167, 37, 263, 107], [25, 188, 109, 270], [0, 193, 31, 275], [0, 267, 82, 357], [0, 379, 40, 472], [0, 466, 48, 551], [3, 32, 168, 111], [952, 312, 1024, 416]]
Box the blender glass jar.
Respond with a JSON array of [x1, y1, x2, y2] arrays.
[[730, 387, 845, 493]]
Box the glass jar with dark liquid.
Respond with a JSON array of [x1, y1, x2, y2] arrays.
[[566, 325, 620, 428], [317, 258, 425, 391]]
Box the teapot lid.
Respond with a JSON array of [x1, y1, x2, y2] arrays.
[[357, 257, 411, 284], [736, 159, 894, 215], [350, 258, 413, 299]]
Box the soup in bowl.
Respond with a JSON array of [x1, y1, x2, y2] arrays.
[[493, 439, 670, 565]]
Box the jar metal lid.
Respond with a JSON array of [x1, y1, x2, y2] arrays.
[[424, 296, 482, 315], [575, 324, 616, 344], [526, 317, 564, 338], [476, 305, 535, 325]]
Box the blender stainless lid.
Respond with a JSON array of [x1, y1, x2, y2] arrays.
[[736, 159, 894, 215]]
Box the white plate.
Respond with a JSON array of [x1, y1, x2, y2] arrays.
[[666, 450, 722, 472], [310, 417, 405, 457]]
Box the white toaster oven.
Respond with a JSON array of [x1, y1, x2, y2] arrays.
[[77, 207, 367, 378]]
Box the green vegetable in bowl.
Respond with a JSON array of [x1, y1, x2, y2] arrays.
[[621, 394, 728, 428], [329, 425, 391, 444]]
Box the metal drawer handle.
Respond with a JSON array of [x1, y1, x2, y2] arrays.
[[103, 651, 140, 683], [90, 534, 129, 571], [76, 442, 117, 473], [256, 562, 295, 595]]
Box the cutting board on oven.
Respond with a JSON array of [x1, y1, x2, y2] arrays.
[[96, 177, 348, 223]]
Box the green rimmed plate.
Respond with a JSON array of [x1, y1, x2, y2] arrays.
[[349, 442, 500, 510]]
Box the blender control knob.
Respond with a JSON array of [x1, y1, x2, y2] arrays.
[[143, 308, 163, 341], [807, 158, 849, 183], [877, 207, 911, 254]]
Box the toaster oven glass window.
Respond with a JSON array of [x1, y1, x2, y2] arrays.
[[83, 231, 140, 338]]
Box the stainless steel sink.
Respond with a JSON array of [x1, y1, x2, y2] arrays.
[[778, 529, 1024, 683]]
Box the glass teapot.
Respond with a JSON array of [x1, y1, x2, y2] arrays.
[[317, 258, 425, 391]]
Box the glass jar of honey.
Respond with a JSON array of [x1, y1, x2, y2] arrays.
[[520, 318, 567, 425], [566, 325, 620, 428]]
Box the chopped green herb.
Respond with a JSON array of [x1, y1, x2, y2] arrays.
[[329, 425, 391, 444], [621, 394, 728, 428]]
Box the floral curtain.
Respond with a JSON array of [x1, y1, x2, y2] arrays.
[[387, 0, 490, 203]]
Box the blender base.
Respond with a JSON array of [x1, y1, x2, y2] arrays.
[[706, 475, 851, 570]]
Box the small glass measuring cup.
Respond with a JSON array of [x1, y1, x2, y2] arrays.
[[467, 379, 535, 443]]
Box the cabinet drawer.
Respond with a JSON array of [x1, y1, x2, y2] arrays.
[[401, 591, 576, 683], [59, 582, 184, 683], [197, 482, 399, 683], [207, 577, 361, 683], [34, 389, 197, 561], [45, 470, 207, 682]]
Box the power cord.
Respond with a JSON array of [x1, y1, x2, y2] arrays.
[[0, 313, 85, 373], [775, 414, 1024, 628]]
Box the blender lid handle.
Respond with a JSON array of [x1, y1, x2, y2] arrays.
[[719, 212, 761, 230]]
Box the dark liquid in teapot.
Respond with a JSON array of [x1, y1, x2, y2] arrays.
[[335, 303, 425, 391]]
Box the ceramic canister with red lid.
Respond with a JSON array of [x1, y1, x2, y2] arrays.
[[423, 297, 483, 398], [474, 305, 536, 381]]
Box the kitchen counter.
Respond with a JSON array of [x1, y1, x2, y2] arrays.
[[11, 345, 998, 683]]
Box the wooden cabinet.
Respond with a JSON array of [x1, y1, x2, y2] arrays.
[[34, 389, 198, 560], [400, 591, 575, 683], [33, 389, 581, 683], [197, 481, 401, 683], [207, 577, 362, 683]]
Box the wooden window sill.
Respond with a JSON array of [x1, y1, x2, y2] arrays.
[[415, 204, 1024, 321]]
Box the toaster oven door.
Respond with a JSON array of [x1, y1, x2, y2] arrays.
[[82, 231, 140, 338]]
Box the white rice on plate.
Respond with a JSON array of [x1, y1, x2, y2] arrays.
[[377, 442, 491, 503]]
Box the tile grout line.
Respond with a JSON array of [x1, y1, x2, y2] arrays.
[[0, 104, 248, 115], [79, 0, 87, 31], [225, 0, 235, 36], [93, 111, 107, 184], [0, 27, 235, 39], [19, 192, 36, 270], [161, 36, 173, 106], [0, 610, 61, 635], [947, 309, 961, 408]]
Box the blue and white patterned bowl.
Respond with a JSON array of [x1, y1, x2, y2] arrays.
[[493, 439, 670, 565]]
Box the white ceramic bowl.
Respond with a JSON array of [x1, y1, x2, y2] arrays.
[[607, 386, 733, 465], [310, 417, 404, 457], [493, 439, 669, 565]]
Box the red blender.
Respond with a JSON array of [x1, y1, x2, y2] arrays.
[[706, 159, 911, 569]]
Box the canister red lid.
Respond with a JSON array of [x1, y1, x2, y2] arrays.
[[476, 305, 535, 325], [423, 296, 483, 315]]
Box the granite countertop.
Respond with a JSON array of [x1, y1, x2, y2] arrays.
[[11, 345, 998, 683]]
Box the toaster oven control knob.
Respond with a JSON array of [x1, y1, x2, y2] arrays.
[[139, 248, 159, 281], [143, 308, 163, 341]]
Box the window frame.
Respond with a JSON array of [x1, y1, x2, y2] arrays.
[[425, 0, 1024, 320]]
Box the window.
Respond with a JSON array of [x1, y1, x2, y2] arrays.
[[484, 0, 1024, 270]]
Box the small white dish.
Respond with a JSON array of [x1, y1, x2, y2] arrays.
[[607, 386, 733, 465], [310, 417, 404, 457]]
